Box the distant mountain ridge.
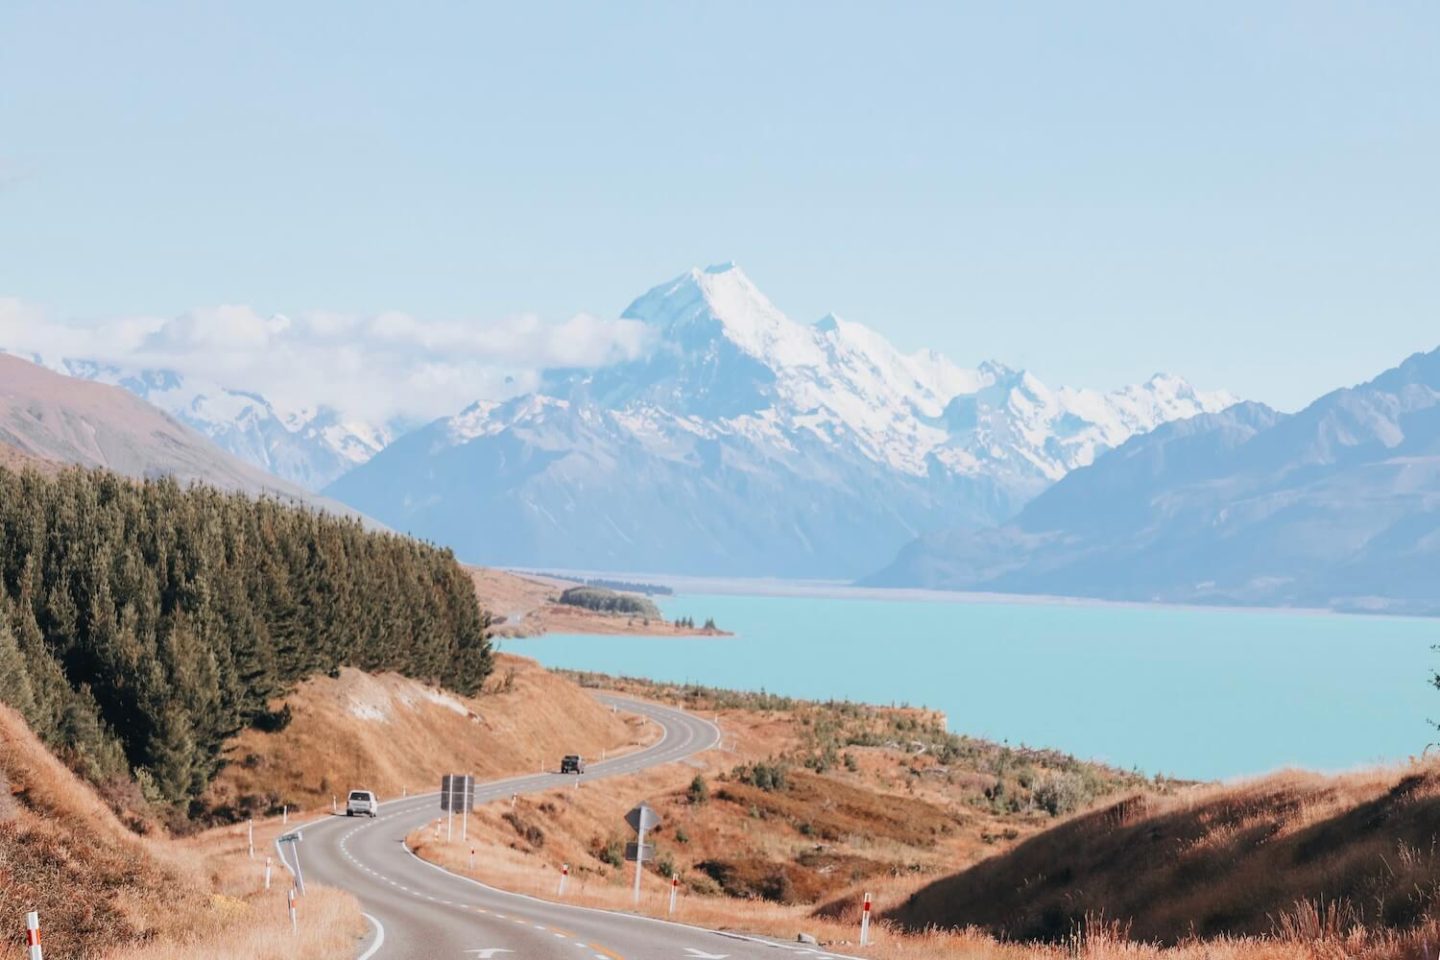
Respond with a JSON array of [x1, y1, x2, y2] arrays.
[[3, 353, 392, 490], [868, 345, 1440, 612], [0, 353, 360, 516], [327, 264, 1234, 577]]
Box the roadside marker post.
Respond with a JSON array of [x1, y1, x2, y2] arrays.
[[669, 875, 679, 916], [247, 818, 254, 859], [511, 793, 517, 809], [469, 847, 475, 871], [287, 887, 298, 934], [331, 795, 337, 814], [558, 863, 569, 897], [264, 856, 272, 890], [860, 892, 873, 946], [25, 910, 42, 960], [282, 805, 288, 826]]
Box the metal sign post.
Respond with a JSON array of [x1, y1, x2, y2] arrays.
[[277, 831, 305, 895], [441, 773, 474, 844], [624, 801, 662, 905]]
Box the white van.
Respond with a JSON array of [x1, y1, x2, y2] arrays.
[[346, 789, 379, 817]]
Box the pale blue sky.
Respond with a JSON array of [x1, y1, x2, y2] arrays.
[[2, 2, 1438, 410]]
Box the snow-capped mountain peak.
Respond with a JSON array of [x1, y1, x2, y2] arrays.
[[623, 262, 826, 370], [328, 265, 1239, 578]]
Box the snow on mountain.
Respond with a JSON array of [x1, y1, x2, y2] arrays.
[[327, 264, 1236, 577], [868, 344, 1440, 613], [24, 357, 390, 490]]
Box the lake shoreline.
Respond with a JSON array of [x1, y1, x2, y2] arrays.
[[504, 566, 1435, 622]]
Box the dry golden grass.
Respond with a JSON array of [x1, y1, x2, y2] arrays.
[[889, 761, 1440, 951], [105, 888, 364, 960], [0, 702, 367, 960]]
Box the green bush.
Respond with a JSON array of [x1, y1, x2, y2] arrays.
[[687, 774, 710, 805], [736, 760, 789, 792]]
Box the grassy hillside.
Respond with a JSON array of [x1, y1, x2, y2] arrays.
[[0, 701, 363, 959], [888, 763, 1440, 950]]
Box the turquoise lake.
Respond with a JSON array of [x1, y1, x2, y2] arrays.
[[505, 592, 1440, 780]]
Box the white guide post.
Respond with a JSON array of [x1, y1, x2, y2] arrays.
[[247, 818, 254, 859], [264, 856, 272, 890], [25, 911, 42, 960], [558, 863, 569, 897], [860, 892, 873, 946], [669, 875, 679, 915], [287, 887, 298, 934]]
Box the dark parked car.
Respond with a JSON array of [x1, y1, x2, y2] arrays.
[[560, 754, 585, 774]]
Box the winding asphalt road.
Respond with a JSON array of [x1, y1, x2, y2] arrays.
[[287, 695, 858, 960]]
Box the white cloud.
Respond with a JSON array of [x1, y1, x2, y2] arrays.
[[0, 298, 656, 426]]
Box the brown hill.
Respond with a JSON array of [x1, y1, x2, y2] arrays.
[[0, 701, 202, 955], [886, 764, 1440, 946], [0, 353, 356, 512]]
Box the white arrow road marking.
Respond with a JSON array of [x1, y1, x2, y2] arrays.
[[683, 950, 730, 959], [463, 951, 514, 958]]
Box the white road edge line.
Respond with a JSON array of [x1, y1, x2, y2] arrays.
[[357, 913, 386, 960]]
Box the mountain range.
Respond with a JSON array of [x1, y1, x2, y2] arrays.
[[326, 264, 1233, 577], [0, 353, 355, 514], [8, 263, 1440, 610], [869, 346, 1440, 612], [42, 358, 390, 489]]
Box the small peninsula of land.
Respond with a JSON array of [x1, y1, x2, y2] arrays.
[[468, 566, 728, 638]]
